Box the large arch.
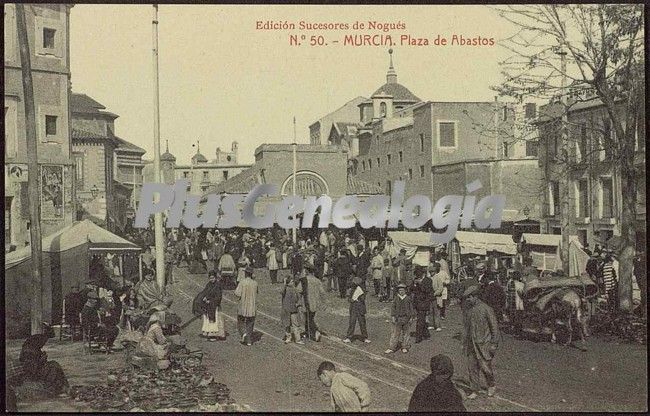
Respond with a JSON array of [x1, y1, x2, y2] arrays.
[[280, 170, 330, 196]]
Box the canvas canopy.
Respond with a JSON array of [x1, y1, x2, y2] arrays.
[[4, 220, 140, 338], [520, 234, 586, 273], [5, 219, 140, 269], [387, 231, 440, 266], [453, 231, 517, 256], [521, 233, 580, 248]]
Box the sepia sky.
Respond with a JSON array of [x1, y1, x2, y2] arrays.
[[70, 5, 517, 164]]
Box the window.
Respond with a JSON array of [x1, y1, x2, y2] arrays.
[[600, 119, 611, 161], [380, 102, 387, 117], [362, 161, 366, 171], [419, 134, 424, 152], [577, 229, 588, 248], [368, 160, 372, 169], [376, 157, 380, 168], [203, 171, 209, 181], [399, 151, 403, 163], [525, 140, 538, 157], [438, 121, 457, 148], [408, 168, 413, 180], [552, 227, 562, 235], [4, 99, 18, 158], [4, 5, 16, 62], [419, 165, 425, 177], [524, 103, 537, 119], [600, 177, 614, 218], [375, 135, 380, 145], [577, 123, 587, 162], [201, 186, 208, 192], [548, 181, 560, 216], [45, 115, 57, 136], [503, 141, 509, 158], [386, 181, 392, 194], [577, 179, 589, 218], [183, 171, 189, 178], [43, 28, 56, 49], [387, 154, 392, 164], [74, 153, 84, 189], [223, 170, 229, 180], [5, 197, 12, 248], [502, 106, 508, 121]]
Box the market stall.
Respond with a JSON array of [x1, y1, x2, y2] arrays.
[[520, 233, 587, 274], [447, 231, 518, 276], [387, 231, 440, 267], [4, 220, 141, 338]]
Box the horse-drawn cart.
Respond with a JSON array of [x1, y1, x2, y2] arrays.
[[517, 273, 598, 347]]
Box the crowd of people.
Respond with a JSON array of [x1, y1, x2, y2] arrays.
[[30, 222, 641, 412]]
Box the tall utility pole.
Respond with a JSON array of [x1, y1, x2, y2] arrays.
[[16, 4, 44, 335], [557, 44, 571, 275], [152, 5, 165, 289], [292, 117, 297, 244]]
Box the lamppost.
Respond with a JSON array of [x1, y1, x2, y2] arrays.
[[292, 117, 297, 244]]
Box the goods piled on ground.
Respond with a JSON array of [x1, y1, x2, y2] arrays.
[[590, 312, 647, 345], [71, 364, 250, 412]]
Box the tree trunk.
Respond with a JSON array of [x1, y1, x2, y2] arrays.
[[618, 154, 637, 312]]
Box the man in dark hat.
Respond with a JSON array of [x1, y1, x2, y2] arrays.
[[408, 354, 466, 412], [333, 248, 354, 298], [462, 284, 499, 399], [344, 275, 370, 343], [298, 262, 326, 341], [64, 284, 85, 339], [412, 266, 434, 343]]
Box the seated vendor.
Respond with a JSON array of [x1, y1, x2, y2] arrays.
[[137, 312, 169, 360], [19, 334, 70, 397]]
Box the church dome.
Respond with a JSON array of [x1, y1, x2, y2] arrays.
[[371, 83, 420, 102], [191, 141, 208, 164], [192, 152, 208, 164], [370, 49, 421, 103], [161, 140, 176, 162]]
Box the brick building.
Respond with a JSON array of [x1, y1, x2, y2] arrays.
[[4, 4, 75, 250], [203, 144, 382, 217], [537, 98, 646, 249], [341, 51, 543, 230], [71, 93, 142, 232]]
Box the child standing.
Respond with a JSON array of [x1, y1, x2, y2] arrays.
[[385, 283, 415, 354]]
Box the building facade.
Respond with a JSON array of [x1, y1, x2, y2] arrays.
[[71, 93, 141, 232], [203, 143, 382, 218], [143, 141, 252, 195], [537, 99, 646, 249], [4, 4, 75, 250], [334, 51, 544, 230]]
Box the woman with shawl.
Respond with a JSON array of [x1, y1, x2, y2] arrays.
[[193, 271, 225, 341], [19, 334, 70, 396]]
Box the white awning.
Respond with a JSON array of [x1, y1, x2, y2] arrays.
[[454, 231, 517, 255], [521, 233, 581, 248]]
